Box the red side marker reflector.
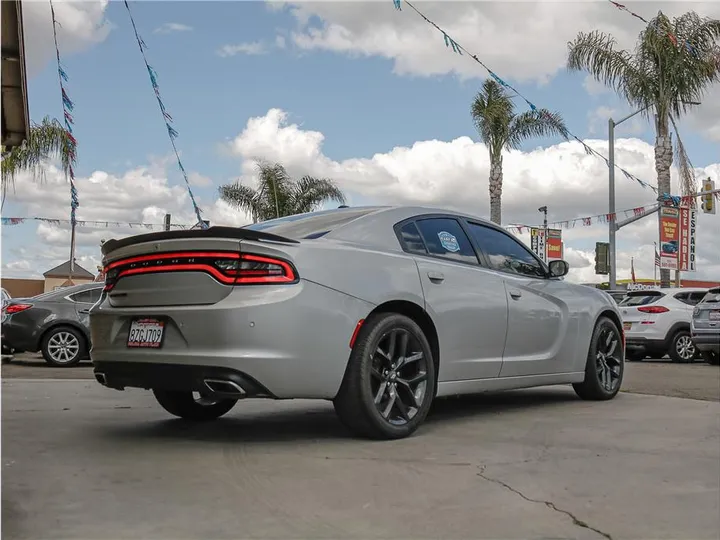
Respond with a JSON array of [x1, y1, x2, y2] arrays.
[[349, 319, 365, 349]]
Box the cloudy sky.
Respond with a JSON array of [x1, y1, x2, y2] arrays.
[[2, 0, 719, 284]]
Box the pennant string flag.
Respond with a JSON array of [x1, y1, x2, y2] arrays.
[[123, 1, 205, 228], [1, 216, 189, 230], [49, 0, 79, 227], [393, 0, 659, 193]]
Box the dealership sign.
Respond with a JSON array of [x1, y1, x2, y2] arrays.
[[659, 206, 680, 270], [546, 229, 563, 260], [678, 206, 697, 272], [530, 228, 547, 263]]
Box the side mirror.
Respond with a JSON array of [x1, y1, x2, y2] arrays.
[[548, 260, 569, 278]]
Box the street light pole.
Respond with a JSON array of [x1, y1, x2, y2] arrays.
[[607, 102, 700, 290]]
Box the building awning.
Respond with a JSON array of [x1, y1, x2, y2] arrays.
[[1, 0, 30, 149]]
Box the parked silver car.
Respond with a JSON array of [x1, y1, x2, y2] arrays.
[[90, 206, 625, 439], [691, 286, 720, 365]]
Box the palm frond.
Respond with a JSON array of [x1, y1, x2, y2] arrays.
[[218, 183, 262, 222], [471, 79, 514, 158], [290, 176, 346, 214], [506, 109, 569, 150], [669, 115, 697, 199], [1, 116, 76, 202]]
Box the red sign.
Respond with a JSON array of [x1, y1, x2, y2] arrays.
[[546, 229, 563, 260], [659, 206, 679, 270]]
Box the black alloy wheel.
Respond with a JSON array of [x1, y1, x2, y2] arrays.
[[334, 313, 436, 440], [574, 316, 624, 400]]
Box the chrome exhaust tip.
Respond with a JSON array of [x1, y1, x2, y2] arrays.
[[203, 378, 246, 396], [95, 372, 107, 386]]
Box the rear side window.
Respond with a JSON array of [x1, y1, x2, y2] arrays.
[[398, 222, 427, 254], [619, 292, 664, 306], [70, 288, 102, 304], [414, 218, 478, 265]]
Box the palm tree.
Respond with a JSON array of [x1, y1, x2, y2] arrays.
[[1, 116, 77, 204], [219, 161, 346, 223], [567, 10, 720, 286], [471, 79, 569, 225]]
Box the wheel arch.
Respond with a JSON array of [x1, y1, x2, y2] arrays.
[[366, 300, 440, 382], [595, 309, 625, 359]]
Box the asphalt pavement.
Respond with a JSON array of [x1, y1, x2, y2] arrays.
[[2, 354, 719, 539]]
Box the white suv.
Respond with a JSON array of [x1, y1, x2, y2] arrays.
[[619, 288, 708, 363]]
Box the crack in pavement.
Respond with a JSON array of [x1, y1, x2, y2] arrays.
[[476, 466, 612, 540]]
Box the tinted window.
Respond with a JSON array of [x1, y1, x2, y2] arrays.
[[619, 291, 664, 306], [674, 292, 690, 305], [466, 222, 546, 278], [398, 222, 427, 254], [243, 207, 380, 239], [701, 288, 720, 303], [414, 218, 478, 264], [71, 288, 102, 304]]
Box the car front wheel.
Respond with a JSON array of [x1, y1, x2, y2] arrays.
[[333, 312, 436, 440], [153, 390, 237, 421], [573, 316, 624, 401]]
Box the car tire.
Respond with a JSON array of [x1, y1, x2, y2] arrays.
[[668, 330, 696, 364], [573, 316, 624, 401], [41, 326, 86, 367], [700, 351, 720, 366], [153, 390, 237, 421], [625, 350, 645, 362], [333, 312, 436, 440]]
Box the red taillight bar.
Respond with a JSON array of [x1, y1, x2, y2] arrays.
[[103, 251, 297, 292], [637, 306, 670, 314]]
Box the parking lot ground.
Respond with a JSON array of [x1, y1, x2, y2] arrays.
[[3, 378, 719, 539]]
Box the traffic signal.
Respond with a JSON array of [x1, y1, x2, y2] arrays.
[[701, 178, 715, 214], [595, 242, 610, 275]]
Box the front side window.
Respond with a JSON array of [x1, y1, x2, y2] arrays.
[[413, 218, 479, 265], [465, 222, 546, 279]]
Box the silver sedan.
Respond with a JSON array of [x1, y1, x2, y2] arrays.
[[90, 206, 625, 439]]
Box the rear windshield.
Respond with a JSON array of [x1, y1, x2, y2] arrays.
[[701, 288, 720, 303], [619, 291, 664, 306], [243, 208, 379, 239]]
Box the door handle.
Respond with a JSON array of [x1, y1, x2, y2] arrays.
[[78, 309, 91, 314], [427, 271, 445, 283], [509, 290, 522, 300]]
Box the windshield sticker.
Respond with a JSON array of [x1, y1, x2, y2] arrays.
[[438, 231, 460, 252]]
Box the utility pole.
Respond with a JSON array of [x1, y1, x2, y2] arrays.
[[608, 118, 616, 290]]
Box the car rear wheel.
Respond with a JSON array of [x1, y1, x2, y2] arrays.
[[41, 326, 85, 367], [573, 316, 624, 401], [668, 331, 696, 364], [701, 351, 720, 366], [153, 390, 237, 421], [333, 313, 436, 440]]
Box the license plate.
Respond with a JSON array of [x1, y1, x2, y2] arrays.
[[127, 318, 165, 349], [623, 322, 632, 330], [710, 311, 720, 321]]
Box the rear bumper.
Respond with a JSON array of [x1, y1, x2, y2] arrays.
[[691, 333, 720, 353], [89, 279, 374, 399], [94, 361, 275, 397], [625, 336, 667, 352]]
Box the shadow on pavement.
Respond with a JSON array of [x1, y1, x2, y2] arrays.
[[93, 388, 579, 445]]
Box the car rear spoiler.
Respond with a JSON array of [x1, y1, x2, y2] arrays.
[[101, 226, 299, 256]]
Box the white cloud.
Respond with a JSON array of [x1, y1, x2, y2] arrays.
[[188, 171, 213, 187], [216, 42, 268, 57], [275, 35, 287, 49], [21, 0, 111, 77], [582, 75, 609, 97], [153, 22, 193, 34]]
